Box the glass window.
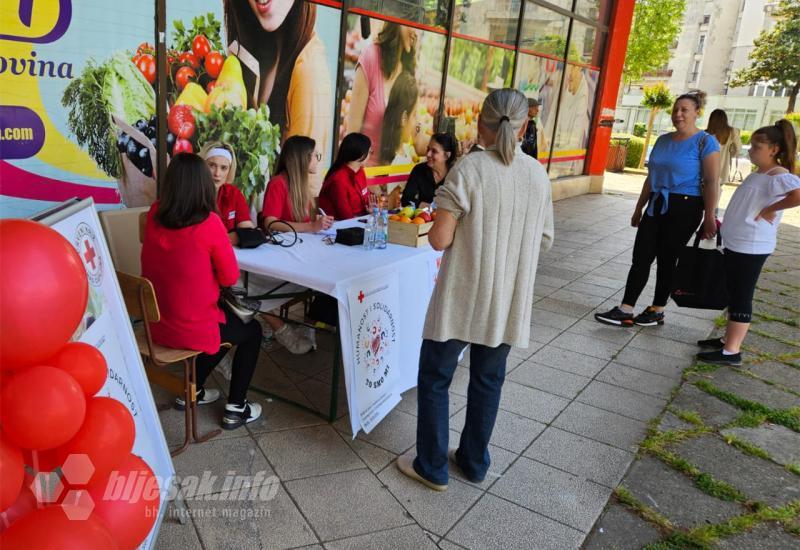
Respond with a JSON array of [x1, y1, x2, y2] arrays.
[[574, 0, 612, 24], [542, 0, 575, 11], [545, 64, 599, 177], [443, 37, 515, 153], [338, 15, 446, 167], [519, 1, 571, 59], [451, 0, 522, 46], [568, 21, 603, 67], [515, 52, 564, 164], [350, 0, 451, 29]]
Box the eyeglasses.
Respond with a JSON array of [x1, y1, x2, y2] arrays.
[[309, 152, 322, 161]]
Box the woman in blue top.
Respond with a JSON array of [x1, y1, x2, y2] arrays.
[[596, 90, 720, 327]]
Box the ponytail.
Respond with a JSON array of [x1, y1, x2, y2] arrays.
[[480, 89, 528, 165], [753, 119, 797, 174]]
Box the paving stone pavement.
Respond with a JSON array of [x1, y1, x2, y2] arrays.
[[152, 173, 799, 549], [584, 173, 800, 549]]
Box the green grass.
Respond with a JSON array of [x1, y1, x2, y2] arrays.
[[688, 501, 800, 544], [695, 473, 747, 502], [723, 435, 772, 461], [714, 314, 727, 328], [614, 486, 674, 531], [735, 368, 800, 398], [693, 380, 800, 432], [751, 328, 800, 349], [644, 533, 710, 550], [786, 463, 800, 476], [728, 411, 768, 428], [672, 409, 704, 426]]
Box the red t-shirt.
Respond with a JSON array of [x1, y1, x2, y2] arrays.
[[141, 203, 239, 354], [318, 166, 369, 220], [261, 173, 311, 224], [216, 183, 251, 232]]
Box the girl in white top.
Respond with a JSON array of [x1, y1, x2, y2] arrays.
[[697, 119, 800, 366]]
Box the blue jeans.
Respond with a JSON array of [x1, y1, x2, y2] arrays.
[[413, 338, 511, 485]]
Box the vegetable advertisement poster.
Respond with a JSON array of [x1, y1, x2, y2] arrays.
[[1, 0, 341, 218]]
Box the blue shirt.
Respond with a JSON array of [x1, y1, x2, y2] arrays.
[[646, 131, 719, 215]]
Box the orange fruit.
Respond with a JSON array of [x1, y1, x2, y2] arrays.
[[388, 214, 400, 221], [398, 216, 412, 224], [412, 217, 425, 225]]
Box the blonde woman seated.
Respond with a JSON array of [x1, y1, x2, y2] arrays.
[[199, 141, 255, 246], [258, 135, 333, 355]]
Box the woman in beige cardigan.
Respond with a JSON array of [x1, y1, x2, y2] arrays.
[[707, 109, 743, 186], [397, 89, 554, 491]]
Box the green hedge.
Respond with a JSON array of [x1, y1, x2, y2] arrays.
[[633, 123, 647, 138], [741, 130, 751, 145], [612, 134, 646, 168]]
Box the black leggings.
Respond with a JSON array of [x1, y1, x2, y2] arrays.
[[725, 249, 769, 323], [196, 308, 263, 405], [622, 194, 704, 307]]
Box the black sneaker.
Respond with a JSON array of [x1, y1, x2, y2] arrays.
[[174, 387, 221, 410], [222, 400, 263, 430], [697, 337, 725, 349], [696, 349, 742, 366], [595, 306, 634, 327], [633, 307, 665, 326]]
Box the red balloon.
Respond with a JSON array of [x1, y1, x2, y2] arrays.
[[1, 366, 86, 450], [0, 439, 24, 511], [22, 448, 62, 473], [49, 342, 108, 396], [87, 454, 159, 550], [0, 485, 37, 533], [0, 506, 117, 549], [57, 397, 135, 486], [0, 220, 89, 369]]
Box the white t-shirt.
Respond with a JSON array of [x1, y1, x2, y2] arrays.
[[720, 169, 800, 254]]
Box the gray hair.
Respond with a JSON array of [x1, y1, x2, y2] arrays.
[[480, 88, 529, 165]]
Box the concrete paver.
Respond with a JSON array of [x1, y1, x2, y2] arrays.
[[154, 172, 800, 549]]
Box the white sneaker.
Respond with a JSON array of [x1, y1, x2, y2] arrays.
[[174, 387, 221, 410], [222, 400, 262, 430], [274, 324, 313, 355]]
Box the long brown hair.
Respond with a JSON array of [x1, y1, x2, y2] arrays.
[[706, 109, 732, 146], [274, 135, 316, 222], [375, 22, 417, 79], [379, 71, 418, 164], [223, 0, 316, 129], [156, 153, 217, 229], [752, 119, 797, 174]]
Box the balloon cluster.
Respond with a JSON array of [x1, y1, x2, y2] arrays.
[[0, 220, 159, 549]]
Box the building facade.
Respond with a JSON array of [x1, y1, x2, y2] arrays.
[[616, 0, 791, 136]]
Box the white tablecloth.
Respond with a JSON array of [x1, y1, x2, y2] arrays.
[[235, 220, 441, 435]]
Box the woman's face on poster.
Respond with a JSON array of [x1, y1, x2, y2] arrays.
[[399, 26, 419, 53], [246, 0, 295, 32]]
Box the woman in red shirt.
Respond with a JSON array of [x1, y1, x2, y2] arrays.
[[259, 136, 333, 355], [141, 153, 262, 430], [262, 135, 333, 232], [318, 132, 372, 220], [199, 141, 255, 245]]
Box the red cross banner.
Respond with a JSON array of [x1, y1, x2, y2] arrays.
[[346, 272, 402, 434]]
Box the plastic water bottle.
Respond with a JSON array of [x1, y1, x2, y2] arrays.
[[375, 209, 388, 249], [363, 210, 375, 250]]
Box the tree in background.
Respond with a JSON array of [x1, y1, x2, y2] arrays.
[[623, 0, 686, 86], [638, 83, 673, 169], [730, 0, 800, 113]]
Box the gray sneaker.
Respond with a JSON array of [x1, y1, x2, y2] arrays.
[[274, 323, 313, 355]]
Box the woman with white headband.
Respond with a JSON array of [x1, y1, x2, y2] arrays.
[[199, 141, 255, 245]]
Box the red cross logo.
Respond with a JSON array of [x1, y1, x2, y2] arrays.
[[83, 239, 97, 270], [358, 291, 365, 303]]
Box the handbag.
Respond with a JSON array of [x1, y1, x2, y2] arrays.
[[219, 287, 261, 323], [235, 227, 267, 249], [670, 232, 728, 310], [335, 227, 364, 246]]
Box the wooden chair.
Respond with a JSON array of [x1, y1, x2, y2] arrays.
[[117, 270, 221, 456]]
